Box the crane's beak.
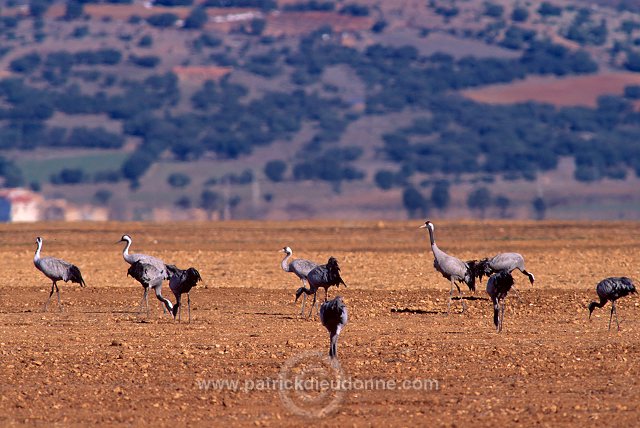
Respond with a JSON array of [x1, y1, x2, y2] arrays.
[[116, 239, 125, 244], [418, 224, 427, 229]]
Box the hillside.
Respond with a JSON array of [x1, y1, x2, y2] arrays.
[[1, 0, 640, 220]]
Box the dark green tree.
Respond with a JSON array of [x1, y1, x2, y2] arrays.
[[532, 196, 546, 220], [431, 180, 450, 212], [167, 173, 191, 188], [264, 160, 287, 182], [467, 187, 492, 218], [402, 186, 428, 218], [494, 195, 511, 218]]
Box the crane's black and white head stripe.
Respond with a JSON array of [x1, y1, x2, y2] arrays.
[[418, 220, 434, 231], [281, 246, 292, 255], [35, 236, 43, 246], [119, 234, 132, 243]]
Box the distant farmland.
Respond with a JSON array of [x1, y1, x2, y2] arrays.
[[461, 72, 640, 107]]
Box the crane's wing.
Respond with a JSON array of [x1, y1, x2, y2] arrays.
[[291, 259, 318, 277], [128, 261, 164, 287], [489, 253, 523, 271]]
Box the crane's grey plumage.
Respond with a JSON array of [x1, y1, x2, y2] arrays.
[[419, 221, 476, 314], [119, 234, 170, 315], [166, 264, 202, 323], [296, 257, 347, 318], [127, 261, 174, 316], [486, 271, 515, 332], [589, 277, 637, 331], [476, 253, 534, 286], [281, 246, 318, 316], [33, 236, 86, 311], [320, 296, 348, 359]]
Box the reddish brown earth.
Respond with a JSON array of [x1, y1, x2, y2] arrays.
[[461, 72, 640, 108], [1, 220, 639, 426]]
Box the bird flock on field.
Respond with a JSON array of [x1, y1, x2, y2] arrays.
[[33, 220, 637, 361]]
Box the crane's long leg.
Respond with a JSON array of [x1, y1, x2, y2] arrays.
[[138, 288, 149, 316], [55, 283, 62, 312], [447, 279, 455, 315], [608, 302, 615, 331], [307, 290, 317, 319], [325, 287, 328, 302], [299, 278, 308, 316], [455, 282, 467, 313], [187, 292, 191, 323], [44, 281, 56, 311], [613, 301, 620, 331], [499, 299, 505, 332], [512, 285, 522, 301]]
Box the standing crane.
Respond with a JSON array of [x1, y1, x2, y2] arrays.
[[419, 221, 476, 314], [166, 264, 202, 323], [127, 261, 174, 316], [33, 236, 86, 311], [280, 246, 318, 316], [485, 271, 515, 332], [476, 252, 535, 286], [589, 277, 637, 331], [295, 257, 347, 318], [320, 296, 348, 359], [118, 234, 170, 314]]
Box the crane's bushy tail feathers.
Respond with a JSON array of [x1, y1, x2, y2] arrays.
[[68, 265, 86, 287], [329, 334, 338, 359], [165, 264, 180, 279]]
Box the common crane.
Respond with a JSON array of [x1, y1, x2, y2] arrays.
[[296, 257, 347, 318], [476, 252, 534, 286], [486, 271, 515, 332], [166, 264, 202, 323], [118, 234, 170, 314], [419, 221, 476, 314], [127, 261, 174, 316], [33, 236, 86, 311], [320, 296, 348, 359], [589, 277, 637, 331], [281, 246, 318, 316]]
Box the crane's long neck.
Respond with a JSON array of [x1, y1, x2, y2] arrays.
[[427, 225, 439, 254], [281, 252, 292, 272], [34, 241, 42, 262], [122, 238, 132, 261]]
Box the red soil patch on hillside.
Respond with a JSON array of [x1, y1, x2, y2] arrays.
[[461, 72, 640, 107], [264, 11, 374, 37], [173, 66, 233, 83]]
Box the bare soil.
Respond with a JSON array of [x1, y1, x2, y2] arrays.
[[1, 220, 639, 426]]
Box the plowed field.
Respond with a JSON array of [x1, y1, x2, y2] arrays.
[[1, 220, 639, 426]]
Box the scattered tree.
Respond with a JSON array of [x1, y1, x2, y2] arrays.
[[467, 187, 491, 218]]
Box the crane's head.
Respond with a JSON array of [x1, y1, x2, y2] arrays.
[[118, 234, 132, 244], [280, 246, 292, 255], [419, 220, 434, 231], [588, 302, 598, 318], [35, 236, 43, 246], [186, 268, 202, 284]]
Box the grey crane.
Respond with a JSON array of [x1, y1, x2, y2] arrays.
[[589, 277, 637, 331], [419, 221, 476, 314], [296, 257, 347, 318], [320, 296, 348, 359], [127, 260, 174, 316], [280, 246, 318, 316], [476, 252, 535, 286], [33, 236, 86, 311], [166, 264, 202, 323], [118, 234, 170, 314], [485, 271, 515, 332]]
